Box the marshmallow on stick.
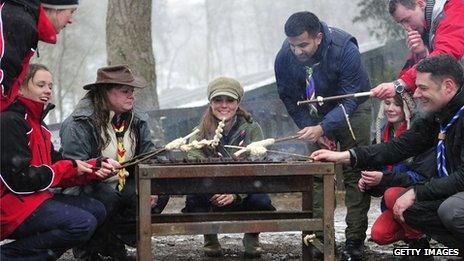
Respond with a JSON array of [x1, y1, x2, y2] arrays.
[[177, 118, 226, 152], [233, 138, 275, 157], [164, 128, 200, 150]]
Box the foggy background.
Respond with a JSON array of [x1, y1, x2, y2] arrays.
[[34, 0, 401, 124]]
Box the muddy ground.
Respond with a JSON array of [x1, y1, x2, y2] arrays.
[[55, 193, 461, 260]]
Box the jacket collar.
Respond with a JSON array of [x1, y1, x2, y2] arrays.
[[15, 96, 55, 121], [312, 22, 330, 63], [18, 96, 44, 120], [383, 121, 408, 141], [37, 5, 57, 44], [8, 1, 56, 44], [434, 87, 464, 124]]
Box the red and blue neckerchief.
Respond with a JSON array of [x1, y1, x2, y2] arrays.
[[238, 130, 247, 147]]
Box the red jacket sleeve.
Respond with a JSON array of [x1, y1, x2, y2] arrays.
[[51, 159, 101, 188]]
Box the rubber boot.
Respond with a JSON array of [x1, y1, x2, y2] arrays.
[[99, 233, 136, 261], [341, 239, 364, 261], [203, 234, 223, 257], [72, 247, 102, 261], [405, 236, 433, 261], [243, 233, 263, 258]]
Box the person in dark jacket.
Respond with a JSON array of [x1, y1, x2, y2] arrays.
[[311, 54, 464, 248], [274, 11, 372, 259], [0, 63, 117, 260], [372, 0, 464, 99], [59, 65, 169, 260], [362, 94, 435, 250], [0, 0, 79, 112], [363, 146, 437, 249], [182, 77, 276, 258]]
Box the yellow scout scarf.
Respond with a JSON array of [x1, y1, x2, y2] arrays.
[[112, 116, 128, 191]]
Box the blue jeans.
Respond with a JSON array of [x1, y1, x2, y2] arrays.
[[0, 194, 106, 260], [72, 178, 169, 255], [183, 193, 275, 213]]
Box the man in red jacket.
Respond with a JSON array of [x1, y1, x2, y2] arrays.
[[371, 0, 464, 99], [0, 0, 78, 112]]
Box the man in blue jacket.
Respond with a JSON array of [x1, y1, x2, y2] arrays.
[[274, 11, 372, 260]]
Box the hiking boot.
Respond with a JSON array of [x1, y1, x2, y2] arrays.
[[72, 247, 103, 261], [404, 236, 433, 261], [408, 236, 430, 249], [341, 239, 364, 261], [203, 234, 223, 257], [311, 236, 324, 260], [101, 239, 136, 261], [242, 233, 264, 258]]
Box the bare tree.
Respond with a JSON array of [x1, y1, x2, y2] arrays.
[[205, 0, 213, 81], [353, 0, 403, 41], [106, 0, 158, 111]]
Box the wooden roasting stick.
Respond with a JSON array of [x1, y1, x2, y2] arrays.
[[274, 134, 300, 143], [225, 145, 314, 161], [233, 134, 300, 157], [296, 91, 373, 106], [116, 129, 201, 169], [117, 147, 166, 169]]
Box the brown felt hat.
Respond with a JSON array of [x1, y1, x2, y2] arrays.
[[207, 77, 244, 101], [83, 65, 147, 90]]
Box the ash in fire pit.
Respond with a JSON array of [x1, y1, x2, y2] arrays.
[[146, 156, 307, 165]]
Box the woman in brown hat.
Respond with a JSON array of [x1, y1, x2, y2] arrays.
[[59, 65, 169, 260], [182, 77, 275, 258]]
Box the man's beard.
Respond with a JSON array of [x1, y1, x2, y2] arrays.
[[414, 100, 433, 119], [295, 54, 311, 62], [297, 55, 317, 66]]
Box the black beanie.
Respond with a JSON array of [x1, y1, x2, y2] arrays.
[[41, 0, 79, 9]]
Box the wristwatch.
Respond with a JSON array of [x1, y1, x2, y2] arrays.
[[393, 80, 405, 94]]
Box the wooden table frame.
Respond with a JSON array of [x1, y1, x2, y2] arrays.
[[136, 162, 335, 260]]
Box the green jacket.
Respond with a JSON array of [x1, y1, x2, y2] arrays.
[[187, 115, 264, 202], [187, 115, 264, 159]]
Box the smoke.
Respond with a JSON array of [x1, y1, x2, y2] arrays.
[[413, 99, 433, 119]]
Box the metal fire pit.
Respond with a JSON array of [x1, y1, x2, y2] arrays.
[[136, 160, 335, 261]]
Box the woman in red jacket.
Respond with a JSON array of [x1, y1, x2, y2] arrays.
[[0, 64, 117, 260]]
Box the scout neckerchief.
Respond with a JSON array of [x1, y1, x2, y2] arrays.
[[305, 66, 319, 117], [112, 115, 128, 191], [437, 104, 464, 177]]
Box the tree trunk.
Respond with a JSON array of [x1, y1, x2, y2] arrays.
[[106, 0, 158, 111]]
